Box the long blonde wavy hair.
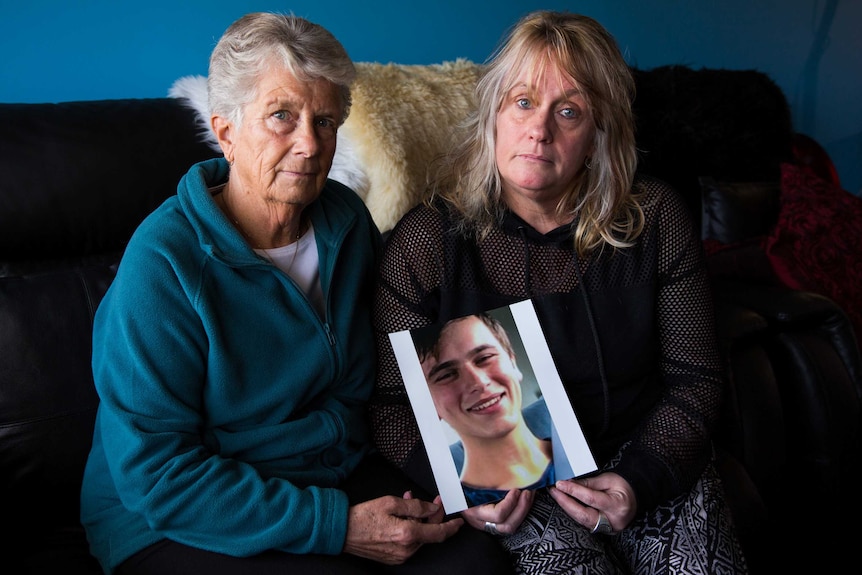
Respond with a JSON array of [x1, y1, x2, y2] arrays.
[[431, 11, 644, 256]]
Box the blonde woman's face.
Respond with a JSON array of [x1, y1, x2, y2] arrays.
[[494, 67, 595, 219]]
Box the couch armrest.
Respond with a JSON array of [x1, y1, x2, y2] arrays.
[[0, 263, 115, 562], [713, 300, 785, 495], [715, 280, 862, 397], [714, 280, 862, 537]]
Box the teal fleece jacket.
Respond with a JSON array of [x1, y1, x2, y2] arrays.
[[80, 158, 382, 573]]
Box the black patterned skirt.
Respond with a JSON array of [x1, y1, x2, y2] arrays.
[[501, 461, 749, 575]]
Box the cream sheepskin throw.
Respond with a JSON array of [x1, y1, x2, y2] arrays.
[[169, 59, 481, 232]]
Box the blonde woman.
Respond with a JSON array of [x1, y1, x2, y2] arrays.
[[372, 11, 748, 574]]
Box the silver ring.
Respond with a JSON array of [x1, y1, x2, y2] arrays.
[[591, 512, 613, 535], [484, 521, 502, 536]]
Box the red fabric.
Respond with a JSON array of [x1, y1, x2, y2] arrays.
[[792, 132, 842, 188], [764, 162, 862, 341], [703, 238, 728, 257]]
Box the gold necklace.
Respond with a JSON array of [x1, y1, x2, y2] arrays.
[[218, 192, 307, 273], [219, 191, 305, 249]]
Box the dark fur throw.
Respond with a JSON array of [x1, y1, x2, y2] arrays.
[[632, 65, 794, 223]]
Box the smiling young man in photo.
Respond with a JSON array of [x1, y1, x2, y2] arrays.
[[415, 313, 555, 506]]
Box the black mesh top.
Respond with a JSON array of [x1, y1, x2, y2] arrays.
[[370, 176, 724, 514]]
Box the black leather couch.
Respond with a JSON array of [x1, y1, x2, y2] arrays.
[[2, 66, 860, 574]]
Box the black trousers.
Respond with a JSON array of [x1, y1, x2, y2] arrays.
[[116, 453, 513, 575]]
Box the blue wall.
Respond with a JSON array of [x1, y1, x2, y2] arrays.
[[2, 0, 859, 194]]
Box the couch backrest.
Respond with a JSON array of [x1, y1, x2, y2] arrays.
[[632, 65, 794, 226], [0, 68, 796, 269], [165, 63, 795, 236], [0, 264, 115, 550], [0, 98, 219, 271]]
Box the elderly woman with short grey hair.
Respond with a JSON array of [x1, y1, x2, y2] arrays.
[[80, 12, 512, 575]]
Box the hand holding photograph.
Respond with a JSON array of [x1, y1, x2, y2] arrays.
[[389, 300, 597, 513]]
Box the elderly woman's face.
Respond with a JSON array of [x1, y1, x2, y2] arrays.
[[228, 65, 342, 206], [495, 67, 595, 213]]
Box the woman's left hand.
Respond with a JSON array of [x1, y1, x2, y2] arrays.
[[460, 488, 535, 536], [548, 471, 636, 534]]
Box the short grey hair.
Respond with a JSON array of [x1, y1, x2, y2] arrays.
[[208, 12, 355, 128]]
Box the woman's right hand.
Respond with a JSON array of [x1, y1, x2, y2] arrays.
[[549, 471, 636, 534], [343, 495, 463, 565], [460, 488, 535, 536]]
